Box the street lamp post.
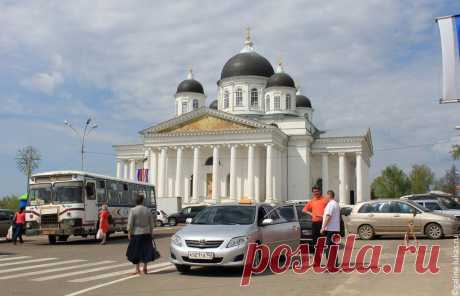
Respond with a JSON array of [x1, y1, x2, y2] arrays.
[[64, 118, 98, 171]]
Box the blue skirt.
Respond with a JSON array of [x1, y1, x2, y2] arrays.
[[126, 234, 155, 264]]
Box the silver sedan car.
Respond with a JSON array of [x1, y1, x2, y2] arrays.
[[169, 202, 300, 273]]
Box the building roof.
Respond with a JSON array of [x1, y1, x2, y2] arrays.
[[176, 79, 204, 94], [220, 51, 274, 80], [266, 72, 295, 88]]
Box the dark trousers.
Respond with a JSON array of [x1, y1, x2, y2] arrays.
[[12, 224, 24, 244], [311, 221, 323, 247], [325, 231, 340, 267]]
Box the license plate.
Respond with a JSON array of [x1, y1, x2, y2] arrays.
[[188, 251, 214, 260]]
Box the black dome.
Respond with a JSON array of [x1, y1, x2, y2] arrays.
[[221, 52, 274, 80], [176, 79, 204, 94], [209, 100, 218, 109], [296, 95, 312, 108], [266, 72, 295, 88]]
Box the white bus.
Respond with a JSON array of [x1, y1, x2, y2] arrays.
[[25, 171, 156, 244]]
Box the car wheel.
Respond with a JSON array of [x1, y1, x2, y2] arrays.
[[48, 235, 57, 245], [57, 235, 69, 242], [169, 218, 177, 226], [358, 224, 374, 240], [425, 223, 443, 239], [175, 264, 191, 273]]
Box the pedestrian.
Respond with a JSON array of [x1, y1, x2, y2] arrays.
[[303, 186, 328, 251], [12, 207, 26, 245], [126, 194, 156, 275], [98, 203, 110, 245], [321, 190, 341, 269]]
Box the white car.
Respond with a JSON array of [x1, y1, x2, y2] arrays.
[[153, 210, 168, 227]]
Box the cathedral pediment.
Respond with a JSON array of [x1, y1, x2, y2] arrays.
[[140, 107, 273, 135]]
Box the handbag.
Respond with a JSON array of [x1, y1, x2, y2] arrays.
[[152, 239, 161, 260], [96, 229, 104, 240], [6, 226, 13, 241]]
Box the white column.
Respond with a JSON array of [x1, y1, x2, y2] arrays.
[[229, 145, 237, 201], [129, 159, 136, 181], [123, 160, 128, 179], [265, 144, 273, 203], [149, 148, 157, 186], [247, 144, 255, 200], [305, 140, 312, 197], [192, 146, 200, 203], [116, 160, 121, 178], [321, 153, 329, 195], [158, 148, 167, 197], [212, 145, 220, 202], [338, 152, 348, 205], [356, 152, 363, 204], [175, 147, 183, 197], [277, 147, 283, 201]]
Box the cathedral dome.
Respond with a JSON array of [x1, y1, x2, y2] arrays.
[[209, 100, 218, 109], [221, 51, 274, 80], [176, 79, 204, 94], [266, 72, 295, 88], [296, 94, 312, 108]]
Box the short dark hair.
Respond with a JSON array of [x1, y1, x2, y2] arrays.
[[312, 186, 320, 192], [327, 190, 335, 198], [135, 194, 144, 205]]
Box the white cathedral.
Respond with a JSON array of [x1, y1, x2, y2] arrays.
[[113, 31, 373, 206]]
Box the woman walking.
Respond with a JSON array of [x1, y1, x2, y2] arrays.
[[126, 194, 155, 275], [98, 204, 110, 245], [12, 207, 26, 245]]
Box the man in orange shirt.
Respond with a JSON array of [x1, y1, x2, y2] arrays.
[[303, 186, 328, 249]]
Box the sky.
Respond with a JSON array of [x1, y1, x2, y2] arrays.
[[1, 0, 460, 196]]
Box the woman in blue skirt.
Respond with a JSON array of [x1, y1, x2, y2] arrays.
[[126, 194, 156, 274]]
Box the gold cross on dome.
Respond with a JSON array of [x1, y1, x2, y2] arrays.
[[245, 26, 251, 42]]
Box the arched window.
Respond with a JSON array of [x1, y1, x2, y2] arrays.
[[266, 95, 270, 111], [224, 90, 229, 108], [250, 88, 258, 107], [235, 88, 243, 106], [192, 99, 199, 110], [285, 94, 291, 110], [274, 95, 281, 111], [181, 102, 188, 113]]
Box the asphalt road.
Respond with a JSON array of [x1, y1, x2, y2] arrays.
[[0, 228, 456, 296]]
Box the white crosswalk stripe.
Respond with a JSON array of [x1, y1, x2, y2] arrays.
[[0, 260, 115, 280], [0, 256, 31, 262], [69, 262, 173, 282], [0, 257, 56, 267], [0, 259, 87, 274], [32, 262, 132, 282]]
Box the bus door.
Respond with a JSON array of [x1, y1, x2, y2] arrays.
[[85, 180, 98, 223]]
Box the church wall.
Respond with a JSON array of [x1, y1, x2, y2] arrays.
[[328, 154, 340, 202], [287, 141, 308, 201], [310, 154, 322, 192]]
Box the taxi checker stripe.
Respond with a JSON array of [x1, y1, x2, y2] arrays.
[[0, 258, 57, 267], [0, 256, 31, 262], [68, 262, 172, 283], [32, 262, 132, 281], [0, 259, 87, 274], [0, 260, 115, 280]]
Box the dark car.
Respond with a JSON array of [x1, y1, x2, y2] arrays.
[[168, 205, 207, 226], [294, 205, 313, 241], [0, 209, 14, 238]]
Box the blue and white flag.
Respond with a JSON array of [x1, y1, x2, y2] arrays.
[[437, 15, 460, 103]]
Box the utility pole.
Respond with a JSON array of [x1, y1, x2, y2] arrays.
[[64, 117, 98, 171]]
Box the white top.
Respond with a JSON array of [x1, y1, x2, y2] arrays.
[[323, 199, 340, 232]]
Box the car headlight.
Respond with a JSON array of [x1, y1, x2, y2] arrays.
[[226, 236, 247, 248], [171, 234, 183, 247]]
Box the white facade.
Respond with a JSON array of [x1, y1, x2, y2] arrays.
[[112, 32, 374, 206]]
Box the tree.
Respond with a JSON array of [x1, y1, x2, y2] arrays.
[[15, 146, 41, 196], [435, 164, 458, 196], [408, 164, 434, 194], [0, 195, 19, 210], [371, 165, 410, 198], [451, 145, 460, 160]]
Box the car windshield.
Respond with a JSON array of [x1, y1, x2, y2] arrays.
[[438, 197, 460, 210], [29, 184, 52, 205], [192, 205, 256, 225], [405, 200, 432, 212], [54, 182, 83, 203]]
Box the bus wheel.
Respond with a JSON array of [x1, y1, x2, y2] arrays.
[[57, 235, 69, 242], [48, 235, 57, 245]]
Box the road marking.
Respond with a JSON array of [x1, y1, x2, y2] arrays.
[[0, 257, 57, 267], [32, 262, 131, 281], [64, 274, 139, 296], [69, 262, 172, 282], [0, 256, 31, 262], [149, 264, 176, 274], [0, 260, 115, 280], [0, 259, 87, 274]]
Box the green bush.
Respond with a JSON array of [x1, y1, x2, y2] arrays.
[[0, 195, 19, 210]]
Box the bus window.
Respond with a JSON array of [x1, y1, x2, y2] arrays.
[[97, 180, 107, 203], [86, 183, 96, 200]]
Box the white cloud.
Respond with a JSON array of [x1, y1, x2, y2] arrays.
[[21, 71, 63, 95]]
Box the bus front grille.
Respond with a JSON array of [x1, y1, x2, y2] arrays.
[[41, 214, 58, 228]]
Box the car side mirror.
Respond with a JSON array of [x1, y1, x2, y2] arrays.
[[185, 218, 192, 224], [261, 218, 273, 226], [412, 209, 418, 217]]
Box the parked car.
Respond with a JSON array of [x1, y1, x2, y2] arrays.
[[168, 205, 207, 226], [401, 194, 460, 218], [155, 210, 169, 227], [169, 202, 300, 273], [347, 199, 460, 240], [0, 209, 14, 239]]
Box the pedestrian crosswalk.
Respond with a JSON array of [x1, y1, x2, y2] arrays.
[[0, 254, 176, 293]]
